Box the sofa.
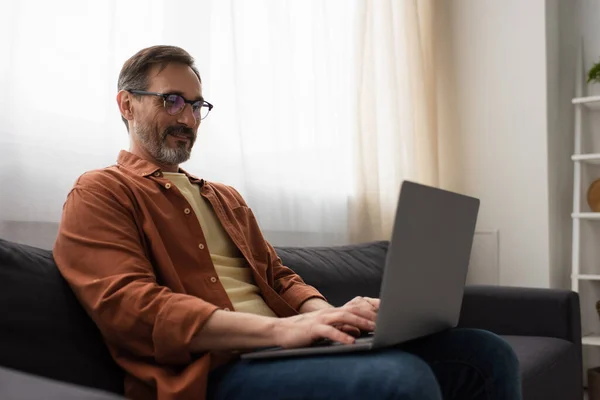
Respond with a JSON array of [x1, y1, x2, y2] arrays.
[[0, 238, 583, 399]]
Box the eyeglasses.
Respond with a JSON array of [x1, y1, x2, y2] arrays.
[[127, 90, 213, 120]]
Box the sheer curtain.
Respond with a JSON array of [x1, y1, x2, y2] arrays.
[[200, 0, 356, 246], [350, 0, 440, 243], [0, 0, 439, 249]]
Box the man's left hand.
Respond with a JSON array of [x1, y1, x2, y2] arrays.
[[337, 296, 380, 337], [299, 296, 380, 337]]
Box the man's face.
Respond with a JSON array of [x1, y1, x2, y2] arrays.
[[131, 63, 202, 167]]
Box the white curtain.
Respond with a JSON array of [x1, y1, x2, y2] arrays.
[[202, 0, 357, 246], [0, 0, 439, 249], [350, 0, 439, 242]]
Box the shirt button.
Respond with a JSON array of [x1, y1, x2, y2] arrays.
[[210, 276, 218, 283], [198, 243, 205, 250], [165, 183, 172, 189], [184, 208, 191, 214], [224, 307, 231, 312]]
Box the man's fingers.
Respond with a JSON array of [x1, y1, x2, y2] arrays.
[[335, 323, 361, 337], [343, 297, 380, 317], [347, 296, 364, 306], [363, 297, 380, 310], [320, 310, 375, 332], [315, 324, 356, 345], [344, 305, 377, 322]]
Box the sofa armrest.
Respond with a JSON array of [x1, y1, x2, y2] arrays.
[[458, 285, 582, 343], [0, 366, 124, 400]]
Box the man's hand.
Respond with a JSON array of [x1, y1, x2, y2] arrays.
[[342, 296, 380, 314], [336, 296, 380, 337], [273, 307, 376, 348], [298, 296, 380, 337]]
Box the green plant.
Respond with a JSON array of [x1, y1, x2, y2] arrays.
[[588, 59, 600, 83]]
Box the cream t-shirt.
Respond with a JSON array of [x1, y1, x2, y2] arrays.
[[163, 172, 276, 317]]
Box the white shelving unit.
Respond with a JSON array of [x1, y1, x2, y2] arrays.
[[573, 212, 600, 220], [573, 95, 600, 110], [571, 93, 600, 294], [583, 335, 600, 347], [572, 153, 600, 163], [577, 274, 600, 281], [572, 45, 600, 367]]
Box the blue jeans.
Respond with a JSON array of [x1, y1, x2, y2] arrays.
[[207, 329, 522, 400]]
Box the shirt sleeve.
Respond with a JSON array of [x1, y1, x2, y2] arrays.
[[53, 179, 219, 365], [265, 241, 327, 310]]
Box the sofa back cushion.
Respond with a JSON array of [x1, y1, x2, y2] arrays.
[[275, 241, 387, 306], [0, 238, 123, 394]]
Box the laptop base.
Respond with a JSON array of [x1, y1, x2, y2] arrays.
[[241, 337, 375, 360]]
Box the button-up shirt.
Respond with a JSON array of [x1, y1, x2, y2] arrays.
[[53, 150, 325, 400]]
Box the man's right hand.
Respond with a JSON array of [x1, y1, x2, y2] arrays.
[[273, 307, 376, 349]]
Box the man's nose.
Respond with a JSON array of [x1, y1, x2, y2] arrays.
[[177, 104, 197, 127]]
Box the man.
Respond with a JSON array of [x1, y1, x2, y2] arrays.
[[53, 45, 521, 400]]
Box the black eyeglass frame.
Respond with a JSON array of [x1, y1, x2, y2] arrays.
[[127, 89, 214, 120]]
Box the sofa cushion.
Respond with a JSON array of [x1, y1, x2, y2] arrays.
[[275, 241, 388, 306], [501, 335, 579, 399], [0, 238, 123, 394], [501, 335, 572, 381]]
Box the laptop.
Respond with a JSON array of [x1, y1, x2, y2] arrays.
[[241, 181, 480, 359]]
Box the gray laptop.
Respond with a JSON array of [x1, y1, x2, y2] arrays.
[[242, 181, 480, 359]]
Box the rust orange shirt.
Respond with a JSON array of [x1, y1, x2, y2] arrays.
[[53, 150, 325, 400]]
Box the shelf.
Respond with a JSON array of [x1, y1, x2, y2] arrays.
[[572, 213, 600, 220], [576, 274, 600, 281], [583, 335, 600, 346], [572, 153, 600, 164], [573, 96, 600, 110]]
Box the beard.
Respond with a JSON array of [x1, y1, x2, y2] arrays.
[[134, 122, 196, 166]]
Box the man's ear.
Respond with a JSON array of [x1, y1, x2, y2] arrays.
[[117, 90, 134, 122]]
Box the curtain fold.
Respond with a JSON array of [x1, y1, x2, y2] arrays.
[[350, 0, 440, 243]]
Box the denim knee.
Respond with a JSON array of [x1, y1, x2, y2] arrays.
[[354, 351, 442, 400], [472, 330, 520, 380], [453, 329, 522, 399]]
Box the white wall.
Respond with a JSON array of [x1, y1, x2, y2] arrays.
[[438, 0, 555, 287]]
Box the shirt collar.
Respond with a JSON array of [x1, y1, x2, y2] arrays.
[[116, 150, 205, 186], [178, 167, 204, 185]]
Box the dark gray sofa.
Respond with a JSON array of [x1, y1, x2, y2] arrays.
[[277, 241, 583, 399], [0, 238, 583, 399]]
